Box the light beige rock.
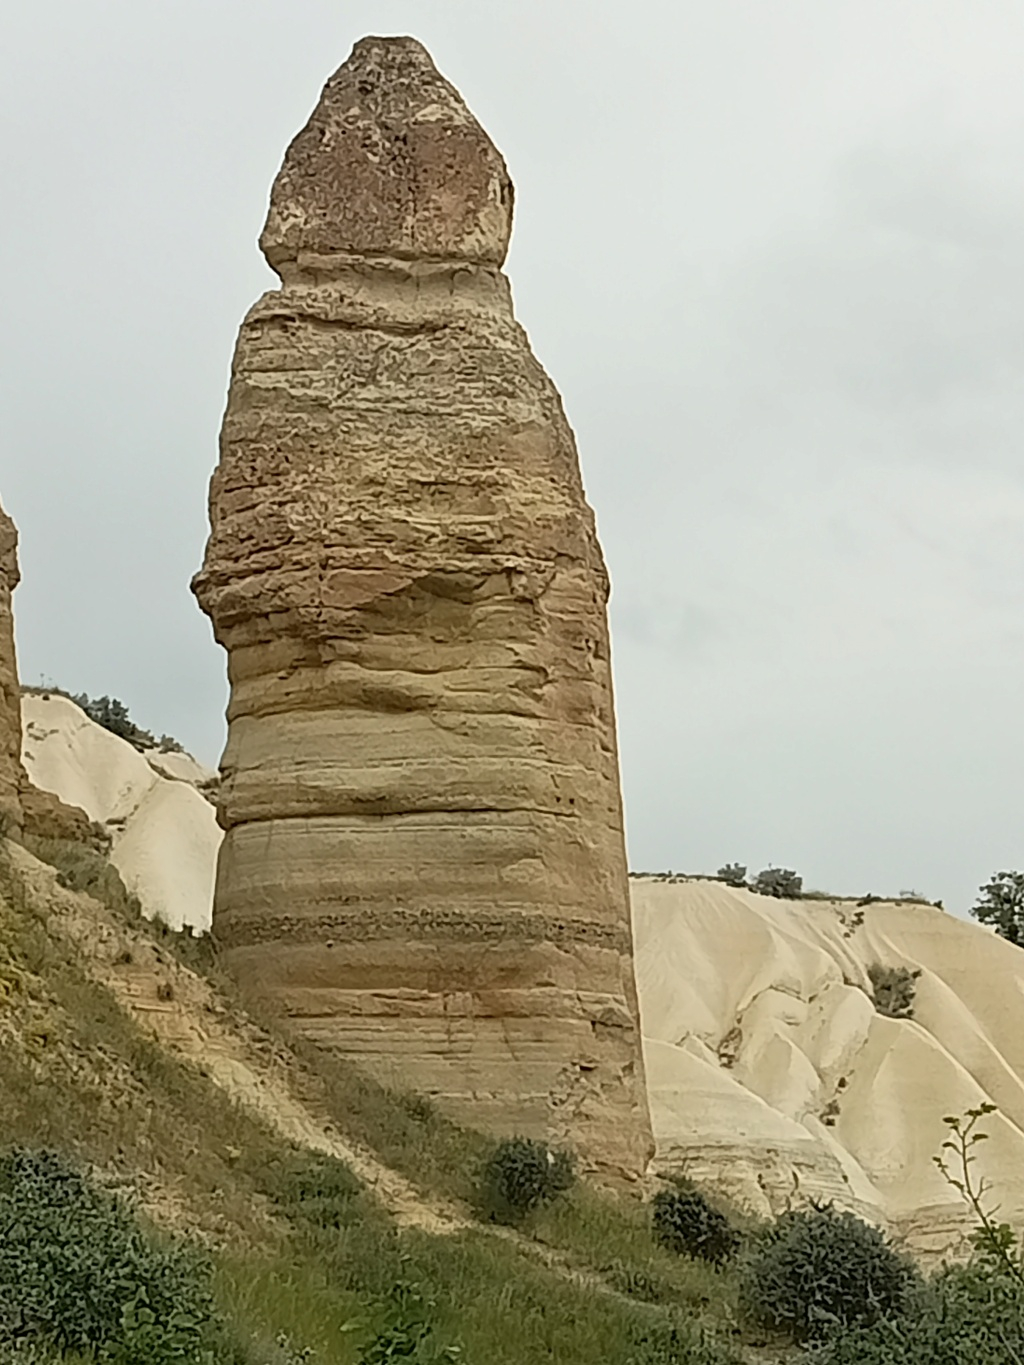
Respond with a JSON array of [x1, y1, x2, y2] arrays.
[[193, 35, 651, 1174], [635, 875, 1024, 1257], [21, 693, 221, 930], [0, 499, 22, 837]]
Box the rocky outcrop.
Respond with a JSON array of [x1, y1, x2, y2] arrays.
[[193, 36, 651, 1173], [0, 500, 22, 838], [0, 500, 109, 851]]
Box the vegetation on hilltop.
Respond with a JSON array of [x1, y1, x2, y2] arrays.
[[23, 685, 183, 754]]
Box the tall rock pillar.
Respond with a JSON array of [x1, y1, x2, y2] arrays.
[[0, 500, 23, 839], [194, 36, 651, 1173]]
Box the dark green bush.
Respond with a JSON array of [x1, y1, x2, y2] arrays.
[[740, 1203, 917, 1343], [0, 1148, 219, 1363], [71, 694, 157, 750], [651, 1184, 740, 1265], [971, 871, 1024, 946], [0, 1345, 64, 1364], [868, 964, 922, 1020], [752, 867, 803, 899], [478, 1137, 575, 1224], [807, 1259, 1024, 1363]]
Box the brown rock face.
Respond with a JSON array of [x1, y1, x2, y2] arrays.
[[0, 501, 102, 850], [194, 36, 652, 1173], [0, 500, 23, 838]]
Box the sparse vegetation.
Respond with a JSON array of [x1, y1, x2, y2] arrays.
[[717, 864, 747, 888], [22, 826, 1024, 1364], [752, 867, 803, 899], [24, 685, 184, 756], [868, 963, 922, 1020], [970, 870, 1024, 946], [652, 1182, 740, 1266], [22, 836, 143, 923]]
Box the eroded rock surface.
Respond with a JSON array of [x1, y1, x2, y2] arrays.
[[21, 693, 221, 929], [193, 36, 651, 1173], [635, 876, 1024, 1258], [0, 499, 22, 837]]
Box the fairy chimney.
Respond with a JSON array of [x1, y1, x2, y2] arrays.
[[193, 36, 652, 1173]]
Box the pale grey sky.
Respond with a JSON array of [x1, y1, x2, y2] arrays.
[[3, 1, 1024, 912]]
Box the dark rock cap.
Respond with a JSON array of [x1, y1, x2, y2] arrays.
[[260, 35, 514, 277]]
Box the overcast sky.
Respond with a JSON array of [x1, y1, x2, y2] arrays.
[[3, 1, 1024, 913]]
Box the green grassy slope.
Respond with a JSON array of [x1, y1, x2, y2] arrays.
[[0, 840, 760, 1365]]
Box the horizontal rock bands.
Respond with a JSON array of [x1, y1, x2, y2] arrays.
[[217, 905, 634, 952]]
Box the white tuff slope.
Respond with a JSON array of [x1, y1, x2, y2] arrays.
[[20, 693, 220, 930], [634, 876, 1024, 1254]]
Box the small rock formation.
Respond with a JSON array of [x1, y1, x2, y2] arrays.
[[194, 36, 652, 1172], [0, 500, 22, 837]]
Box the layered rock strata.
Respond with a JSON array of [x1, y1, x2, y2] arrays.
[[0, 500, 22, 837], [193, 36, 651, 1173]]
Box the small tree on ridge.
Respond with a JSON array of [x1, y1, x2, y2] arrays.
[[971, 871, 1024, 946]]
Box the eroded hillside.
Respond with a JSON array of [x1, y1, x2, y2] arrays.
[[636, 876, 1024, 1255]]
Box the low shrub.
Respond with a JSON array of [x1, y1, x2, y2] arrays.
[[478, 1137, 575, 1224], [868, 964, 922, 1020], [807, 1259, 1024, 1363], [651, 1184, 740, 1266], [752, 867, 803, 899], [358, 1282, 462, 1364], [258, 1148, 366, 1232], [0, 1148, 219, 1363], [717, 865, 747, 889], [740, 1203, 917, 1343], [0, 1345, 65, 1364]]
